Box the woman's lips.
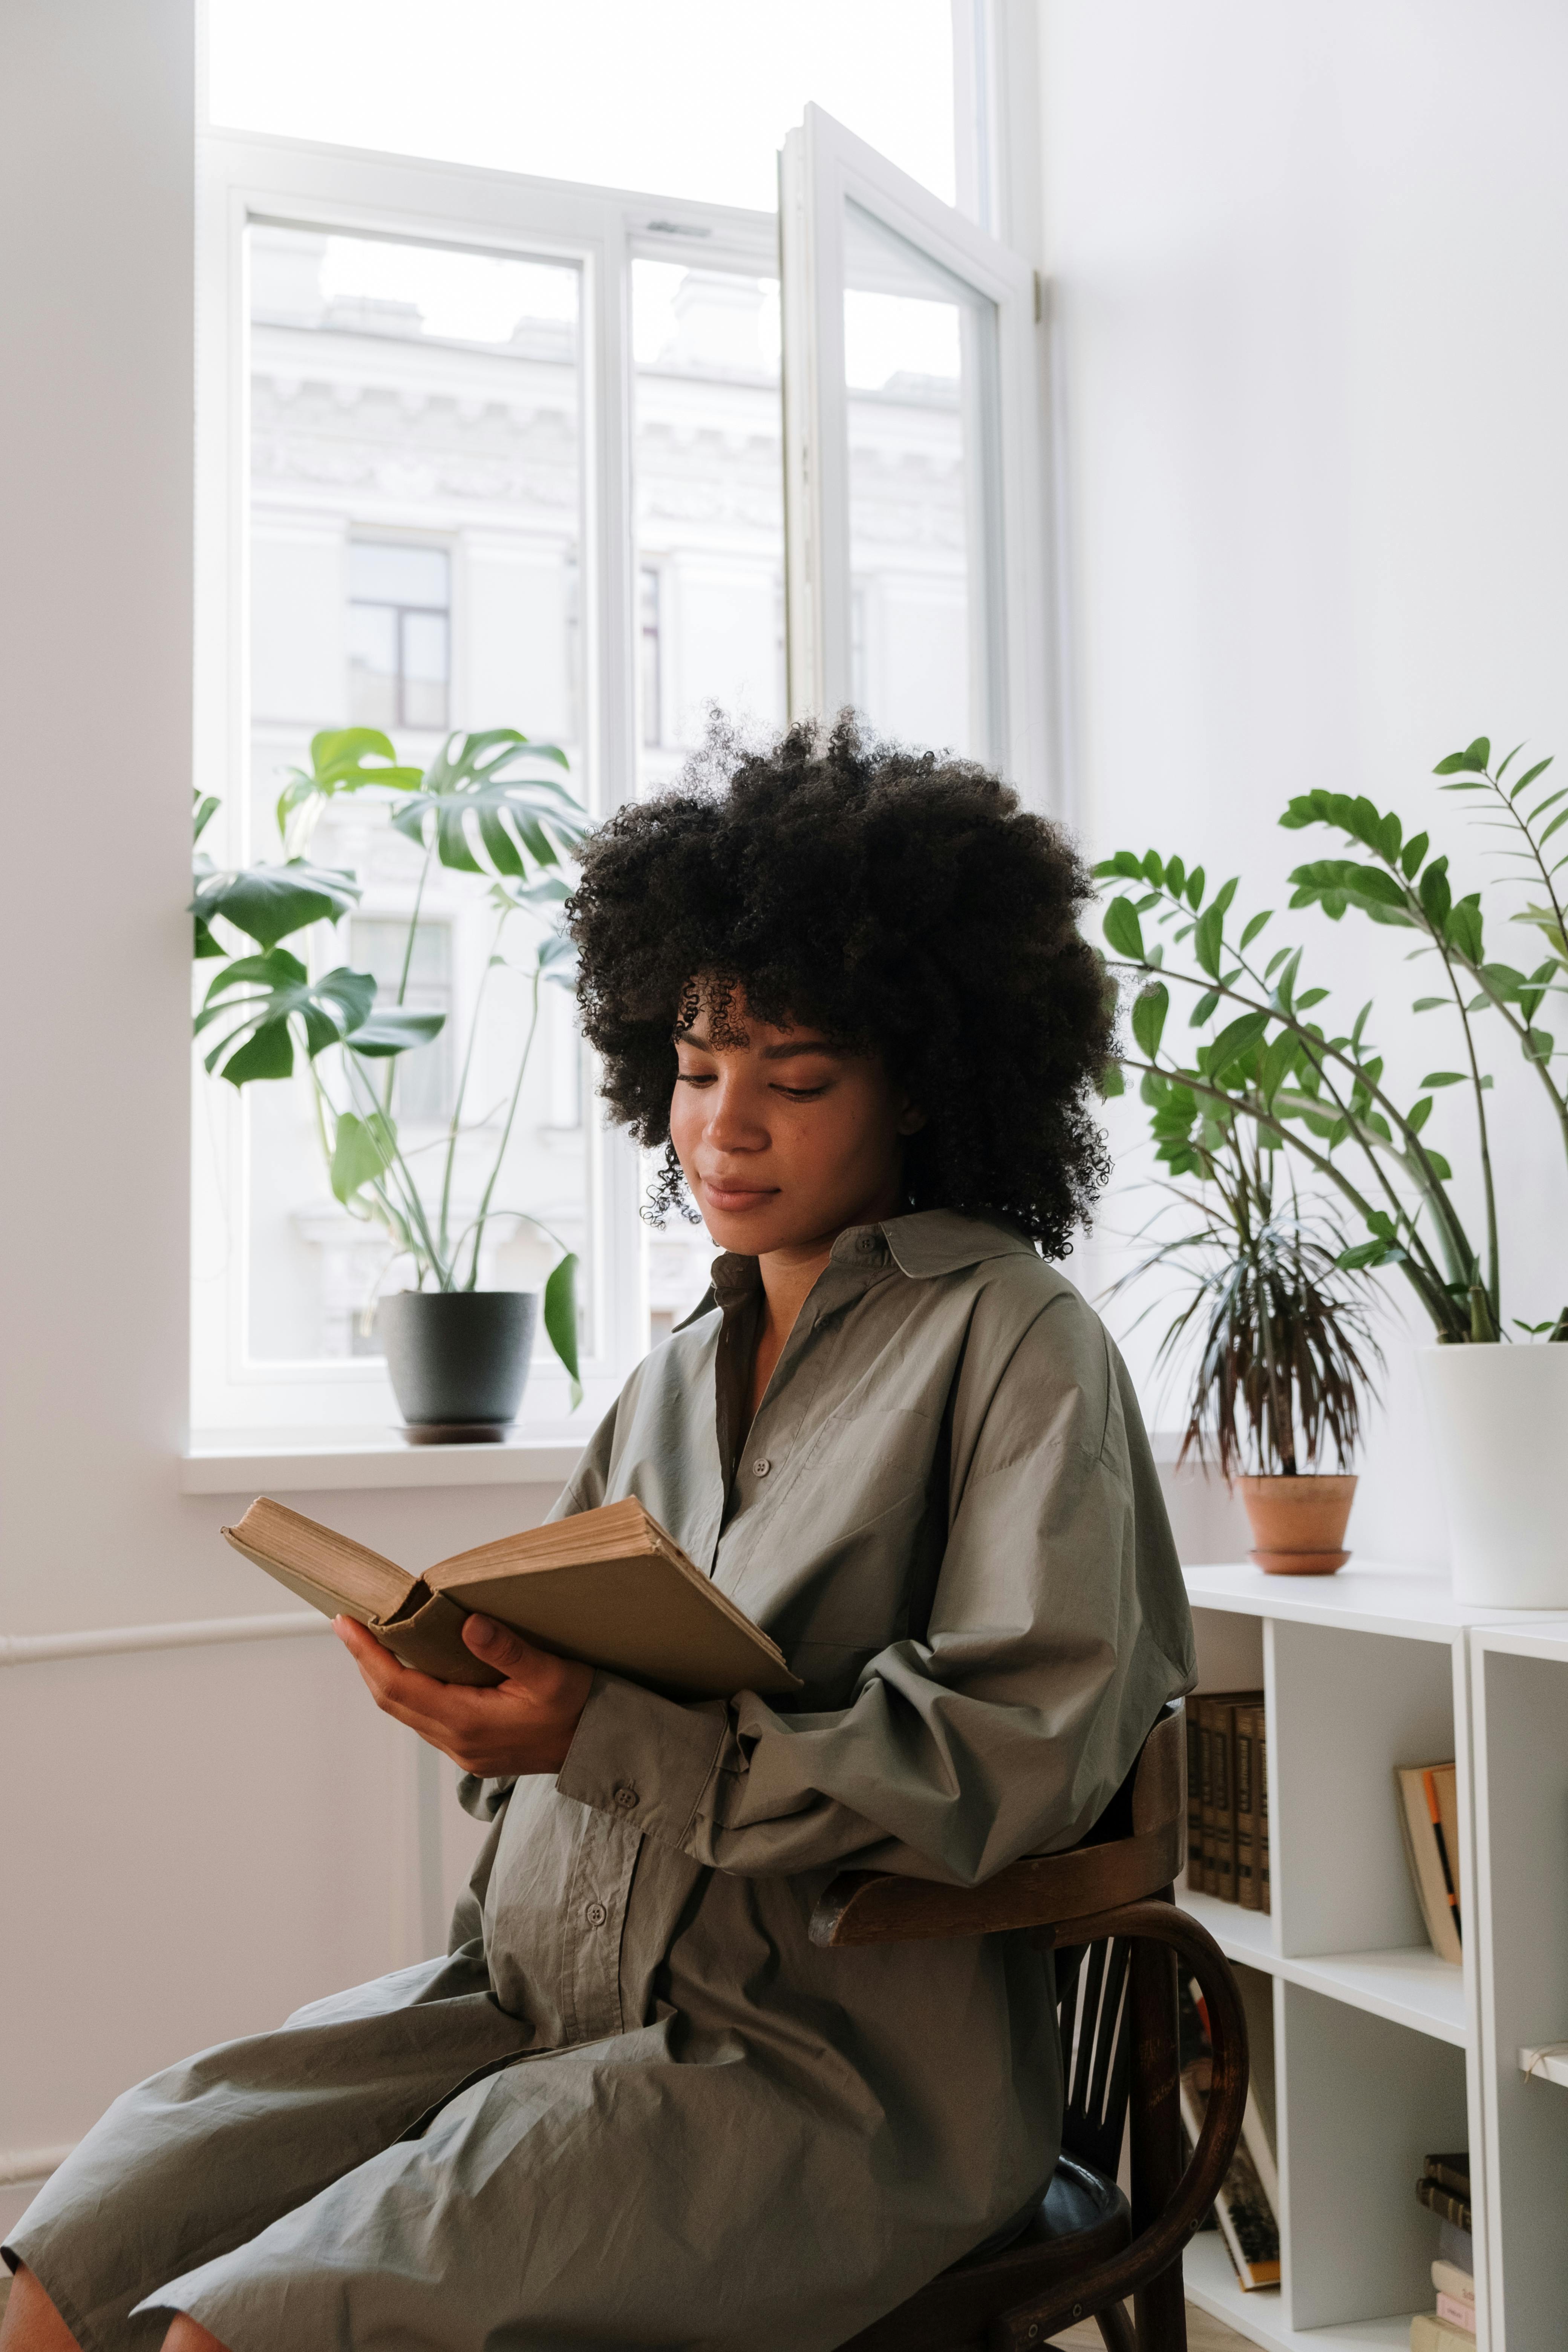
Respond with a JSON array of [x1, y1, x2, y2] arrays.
[[700, 1178, 779, 1210]]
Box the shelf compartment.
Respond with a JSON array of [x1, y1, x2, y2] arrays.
[[1518, 2045, 1568, 2088], [1277, 1983, 1468, 2336], [1182, 2232, 1415, 2350], [1185, 1892, 1468, 2046]]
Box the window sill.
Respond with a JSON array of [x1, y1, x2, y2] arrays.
[[181, 1428, 584, 1494]]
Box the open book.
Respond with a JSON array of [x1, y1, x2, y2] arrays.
[[223, 1495, 800, 1698]]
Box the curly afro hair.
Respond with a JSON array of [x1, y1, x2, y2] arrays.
[[567, 716, 1114, 1256]]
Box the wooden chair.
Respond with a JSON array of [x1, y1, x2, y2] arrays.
[[811, 1703, 1249, 2352]]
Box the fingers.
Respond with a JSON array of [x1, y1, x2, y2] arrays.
[[461, 1613, 547, 1677]]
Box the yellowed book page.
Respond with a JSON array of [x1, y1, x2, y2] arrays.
[[436, 1551, 799, 1698], [221, 1497, 416, 1623]]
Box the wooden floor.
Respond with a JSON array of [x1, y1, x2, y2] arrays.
[[1052, 2305, 1248, 2349]]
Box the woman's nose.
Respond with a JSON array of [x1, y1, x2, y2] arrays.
[[704, 1074, 768, 1150]]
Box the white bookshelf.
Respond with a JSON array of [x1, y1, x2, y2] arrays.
[[1177, 1561, 1561, 2352], [1468, 1618, 1568, 2350]]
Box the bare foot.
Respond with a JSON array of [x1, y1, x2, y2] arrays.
[[0, 2266, 83, 2352]]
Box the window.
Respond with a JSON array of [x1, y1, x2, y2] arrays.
[[194, 26, 1034, 1433], [348, 544, 450, 732]]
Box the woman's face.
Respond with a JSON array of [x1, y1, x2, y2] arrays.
[[669, 985, 923, 1258]]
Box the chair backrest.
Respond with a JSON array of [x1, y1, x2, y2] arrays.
[[1051, 1702, 1186, 2179]]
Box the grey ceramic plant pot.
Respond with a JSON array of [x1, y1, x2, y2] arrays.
[[377, 1289, 539, 1442]]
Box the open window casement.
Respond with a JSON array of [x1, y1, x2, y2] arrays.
[[779, 103, 1047, 792]]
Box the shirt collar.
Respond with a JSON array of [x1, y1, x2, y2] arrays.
[[674, 1210, 1035, 1329]]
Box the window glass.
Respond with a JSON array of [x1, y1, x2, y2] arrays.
[[632, 260, 786, 789], [244, 223, 590, 1365], [211, 1, 956, 213], [841, 198, 1001, 762]]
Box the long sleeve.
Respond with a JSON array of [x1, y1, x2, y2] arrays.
[[556, 1298, 1193, 1885]]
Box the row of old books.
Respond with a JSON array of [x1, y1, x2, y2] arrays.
[[1410, 2151, 1474, 2346], [1185, 1689, 1269, 1911]]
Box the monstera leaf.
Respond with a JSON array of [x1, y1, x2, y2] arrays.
[[189, 859, 362, 955], [391, 730, 588, 879], [194, 951, 443, 1087], [275, 728, 424, 848]]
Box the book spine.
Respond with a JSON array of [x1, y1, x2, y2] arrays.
[[1213, 1693, 1222, 1891], [1416, 2177, 1473, 2232], [1258, 1709, 1270, 1914], [1423, 2156, 1471, 2200], [1186, 1702, 1204, 1890], [1435, 2292, 1477, 2336], [1214, 1702, 1237, 1903], [1235, 1706, 1257, 1910]]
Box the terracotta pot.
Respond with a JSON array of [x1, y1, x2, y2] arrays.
[[1237, 1473, 1357, 1575]]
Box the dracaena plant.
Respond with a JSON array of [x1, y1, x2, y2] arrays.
[[1095, 734, 1568, 1346], [1105, 1129, 1383, 1478], [191, 726, 593, 1401]]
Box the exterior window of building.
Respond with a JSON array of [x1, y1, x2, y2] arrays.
[[638, 565, 663, 747], [348, 542, 451, 731]]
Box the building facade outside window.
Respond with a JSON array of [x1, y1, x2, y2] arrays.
[[348, 541, 451, 730]]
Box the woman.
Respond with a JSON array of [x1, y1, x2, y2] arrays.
[[3, 720, 1194, 2352]]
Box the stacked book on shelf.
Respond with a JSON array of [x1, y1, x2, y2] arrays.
[[1410, 2152, 1474, 2346], [1394, 1761, 1463, 1965], [1185, 1689, 1269, 1911]]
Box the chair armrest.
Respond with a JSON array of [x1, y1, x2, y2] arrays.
[[809, 1818, 1184, 1946], [986, 1900, 1250, 2352]]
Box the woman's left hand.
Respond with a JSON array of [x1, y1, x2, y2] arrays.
[[334, 1613, 593, 1778]]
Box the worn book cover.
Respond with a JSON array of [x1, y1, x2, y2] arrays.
[[222, 1494, 801, 1700]]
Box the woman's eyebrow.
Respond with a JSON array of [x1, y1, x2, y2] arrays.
[[761, 1038, 844, 1060]]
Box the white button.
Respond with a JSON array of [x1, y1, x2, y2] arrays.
[[752, 1457, 771, 1477], [613, 1785, 638, 1809]]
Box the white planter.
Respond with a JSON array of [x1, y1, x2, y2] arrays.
[[1417, 1343, 1568, 1608]]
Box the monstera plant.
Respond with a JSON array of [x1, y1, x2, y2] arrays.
[[1095, 733, 1568, 1606], [193, 726, 592, 1425]]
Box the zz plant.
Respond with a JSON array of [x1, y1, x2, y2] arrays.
[[1096, 735, 1568, 1346], [192, 726, 591, 1400]]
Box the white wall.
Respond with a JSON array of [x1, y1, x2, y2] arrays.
[[0, 1, 549, 2228], [1041, 0, 1568, 1566]]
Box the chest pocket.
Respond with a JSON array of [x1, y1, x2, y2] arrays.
[[743, 1404, 945, 1652]]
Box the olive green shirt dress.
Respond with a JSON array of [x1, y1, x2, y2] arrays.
[[6, 1211, 1194, 2352]]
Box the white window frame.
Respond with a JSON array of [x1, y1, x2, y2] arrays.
[[191, 40, 1036, 1440], [779, 102, 1048, 793]]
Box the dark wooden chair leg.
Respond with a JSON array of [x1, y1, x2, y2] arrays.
[[1094, 2298, 1137, 2351], [1128, 1887, 1185, 2352]]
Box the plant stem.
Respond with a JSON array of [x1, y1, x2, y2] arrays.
[[462, 961, 544, 1289], [383, 834, 436, 1117], [438, 902, 509, 1260]]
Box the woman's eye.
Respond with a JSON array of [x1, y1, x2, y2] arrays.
[[775, 1083, 830, 1101], [675, 1070, 716, 1087]]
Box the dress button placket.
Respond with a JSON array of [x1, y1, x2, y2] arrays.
[[752, 1457, 772, 1477], [584, 1900, 608, 1928]]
